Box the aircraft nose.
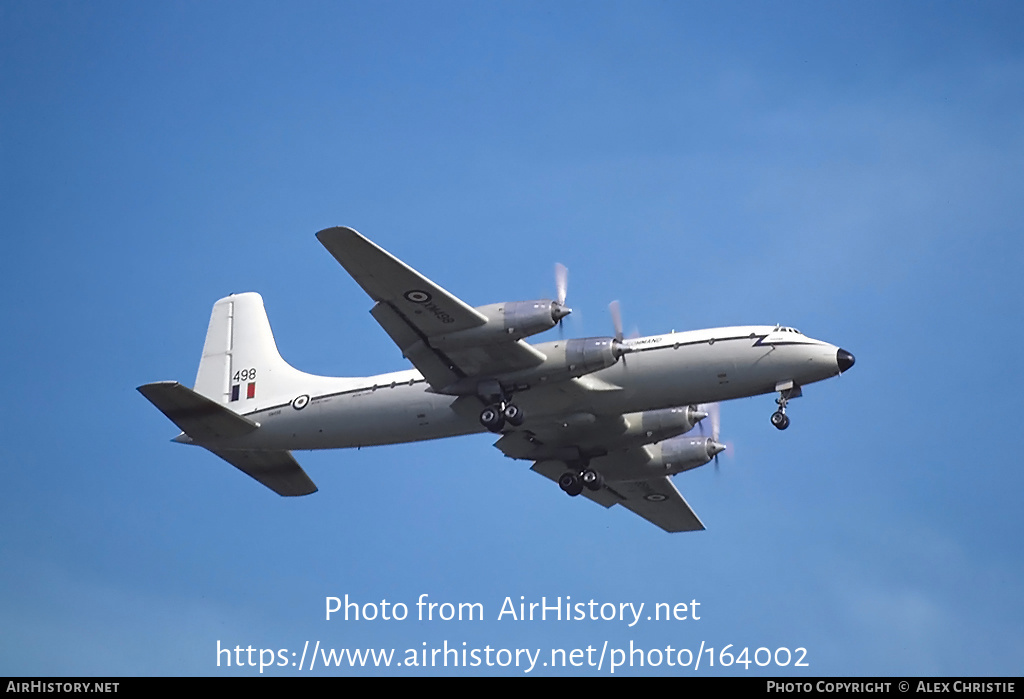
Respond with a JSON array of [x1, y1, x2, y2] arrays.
[[837, 348, 855, 373]]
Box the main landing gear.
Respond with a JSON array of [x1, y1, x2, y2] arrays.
[[479, 402, 524, 432], [477, 379, 525, 433], [558, 464, 604, 497]]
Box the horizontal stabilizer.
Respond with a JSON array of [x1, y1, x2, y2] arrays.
[[208, 449, 318, 496], [137, 381, 258, 442]]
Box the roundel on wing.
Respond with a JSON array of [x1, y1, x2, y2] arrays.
[[292, 394, 310, 410], [404, 290, 432, 304], [644, 493, 668, 502]]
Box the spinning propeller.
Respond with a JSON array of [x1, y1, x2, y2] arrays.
[[609, 299, 624, 342], [553, 263, 571, 335], [697, 402, 728, 469], [607, 299, 633, 363]]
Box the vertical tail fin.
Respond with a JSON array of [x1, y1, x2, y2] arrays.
[[193, 292, 301, 406]]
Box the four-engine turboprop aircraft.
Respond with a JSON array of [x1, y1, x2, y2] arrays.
[[138, 226, 855, 532]]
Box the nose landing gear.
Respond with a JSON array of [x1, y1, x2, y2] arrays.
[[770, 382, 801, 430]]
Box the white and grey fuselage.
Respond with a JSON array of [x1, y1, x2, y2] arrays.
[[194, 324, 846, 453]]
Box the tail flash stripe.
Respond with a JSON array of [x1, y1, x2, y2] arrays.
[[230, 385, 240, 402], [247, 382, 256, 399]]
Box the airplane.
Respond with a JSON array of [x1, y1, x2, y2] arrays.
[[138, 226, 855, 532]]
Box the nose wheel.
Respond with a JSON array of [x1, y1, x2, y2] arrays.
[[770, 409, 790, 430], [770, 385, 799, 430]]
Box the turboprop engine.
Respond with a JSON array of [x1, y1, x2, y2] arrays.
[[627, 406, 707, 444], [645, 435, 726, 476], [432, 261, 574, 350], [500, 335, 631, 385], [430, 300, 571, 349]]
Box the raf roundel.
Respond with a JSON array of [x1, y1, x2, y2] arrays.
[[404, 289, 432, 304], [291, 394, 310, 410], [644, 493, 668, 503]]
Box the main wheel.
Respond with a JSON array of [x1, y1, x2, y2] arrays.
[[558, 472, 584, 497], [581, 469, 604, 491], [770, 410, 790, 430], [480, 406, 505, 432], [502, 403, 524, 426]]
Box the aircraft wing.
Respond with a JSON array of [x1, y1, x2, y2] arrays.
[[530, 459, 706, 533], [317, 227, 545, 390], [606, 477, 705, 532]]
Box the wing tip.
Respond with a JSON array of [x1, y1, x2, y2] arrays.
[[315, 225, 359, 244]]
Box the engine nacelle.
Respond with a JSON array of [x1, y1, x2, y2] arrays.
[[505, 336, 627, 384], [565, 337, 622, 374], [646, 435, 724, 476], [430, 300, 568, 349], [438, 336, 629, 397], [626, 406, 705, 444]]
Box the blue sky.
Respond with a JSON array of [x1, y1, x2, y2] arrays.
[[2, 1, 1022, 676]]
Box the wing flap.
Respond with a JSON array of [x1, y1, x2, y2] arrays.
[[370, 301, 463, 389]]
